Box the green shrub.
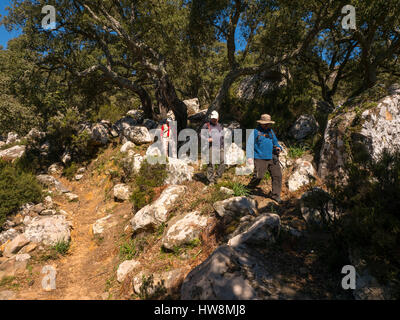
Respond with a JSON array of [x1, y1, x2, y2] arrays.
[[51, 239, 70, 256], [63, 162, 78, 180], [0, 160, 43, 228], [130, 160, 167, 211], [91, 103, 128, 123], [288, 145, 307, 159], [232, 182, 250, 197], [328, 150, 400, 295], [119, 237, 148, 260]]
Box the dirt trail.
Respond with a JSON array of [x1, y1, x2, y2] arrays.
[[15, 174, 131, 300]]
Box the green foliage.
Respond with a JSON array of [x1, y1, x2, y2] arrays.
[[138, 274, 167, 300], [329, 151, 400, 294], [0, 160, 42, 228], [119, 237, 148, 261], [63, 162, 78, 181], [51, 239, 70, 256], [288, 145, 307, 159], [130, 160, 167, 211], [119, 240, 138, 261], [91, 103, 129, 124]]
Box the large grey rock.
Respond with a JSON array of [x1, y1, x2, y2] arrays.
[[0, 229, 19, 245], [113, 184, 132, 201], [6, 132, 19, 145], [121, 151, 144, 178], [120, 141, 135, 153], [162, 211, 208, 250], [237, 69, 288, 100], [117, 260, 140, 283], [300, 187, 340, 224], [0, 145, 26, 161], [113, 116, 137, 137], [36, 175, 70, 193], [228, 213, 281, 248], [287, 159, 316, 192], [318, 84, 400, 185], [130, 185, 187, 233], [213, 197, 257, 223], [142, 119, 159, 130], [90, 123, 109, 145], [26, 128, 45, 141], [225, 143, 246, 166], [126, 109, 145, 123], [165, 157, 194, 185], [23, 215, 72, 246], [133, 269, 185, 298], [289, 115, 319, 140], [48, 163, 64, 175], [183, 98, 200, 116], [3, 234, 30, 257], [126, 126, 152, 144], [92, 215, 118, 236], [181, 245, 258, 299]]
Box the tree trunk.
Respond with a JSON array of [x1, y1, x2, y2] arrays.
[[155, 75, 188, 132], [136, 86, 153, 120]]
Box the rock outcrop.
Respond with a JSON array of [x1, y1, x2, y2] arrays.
[[130, 185, 187, 233], [318, 84, 400, 184], [287, 159, 316, 192], [161, 211, 208, 250]]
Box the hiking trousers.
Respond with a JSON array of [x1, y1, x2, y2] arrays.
[[206, 148, 225, 183], [248, 158, 282, 197]]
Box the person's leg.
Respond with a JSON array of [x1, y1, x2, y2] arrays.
[[248, 159, 267, 188], [215, 148, 225, 180], [206, 149, 215, 183], [267, 160, 282, 199]]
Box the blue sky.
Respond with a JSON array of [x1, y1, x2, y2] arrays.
[[0, 0, 21, 48], [0, 1, 246, 51]]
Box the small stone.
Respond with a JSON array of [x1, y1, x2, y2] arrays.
[[77, 167, 86, 174], [40, 209, 57, 216], [3, 234, 30, 257], [75, 174, 84, 181], [65, 193, 79, 202], [43, 196, 53, 209], [220, 187, 234, 195], [15, 253, 31, 262], [117, 260, 140, 283], [0, 290, 16, 300]]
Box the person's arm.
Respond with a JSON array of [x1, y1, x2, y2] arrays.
[[272, 130, 282, 151]]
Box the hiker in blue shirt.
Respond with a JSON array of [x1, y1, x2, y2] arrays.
[[246, 114, 283, 203]]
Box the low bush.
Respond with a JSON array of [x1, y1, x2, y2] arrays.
[[0, 160, 43, 228], [130, 160, 167, 211], [325, 150, 400, 296]]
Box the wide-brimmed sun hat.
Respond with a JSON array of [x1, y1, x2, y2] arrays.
[[256, 114, 275, 124]]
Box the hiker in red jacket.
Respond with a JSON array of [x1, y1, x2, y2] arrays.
[[160, 117, 176, 158]]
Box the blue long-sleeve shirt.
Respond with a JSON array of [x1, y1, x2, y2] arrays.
[[246, 126, 282, 160]]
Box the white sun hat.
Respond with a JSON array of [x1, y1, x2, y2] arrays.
[[210, 110, 219, 120]]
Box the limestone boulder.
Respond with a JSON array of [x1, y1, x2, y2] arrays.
[[161, 211, 209, 250], [318, 84, 400, 185], [130, 185, 187, 233], [0, 145, 26, 161], [289, 115, 319, 140], [23, 215, 72, 246], [287, 159, 316, 192]]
